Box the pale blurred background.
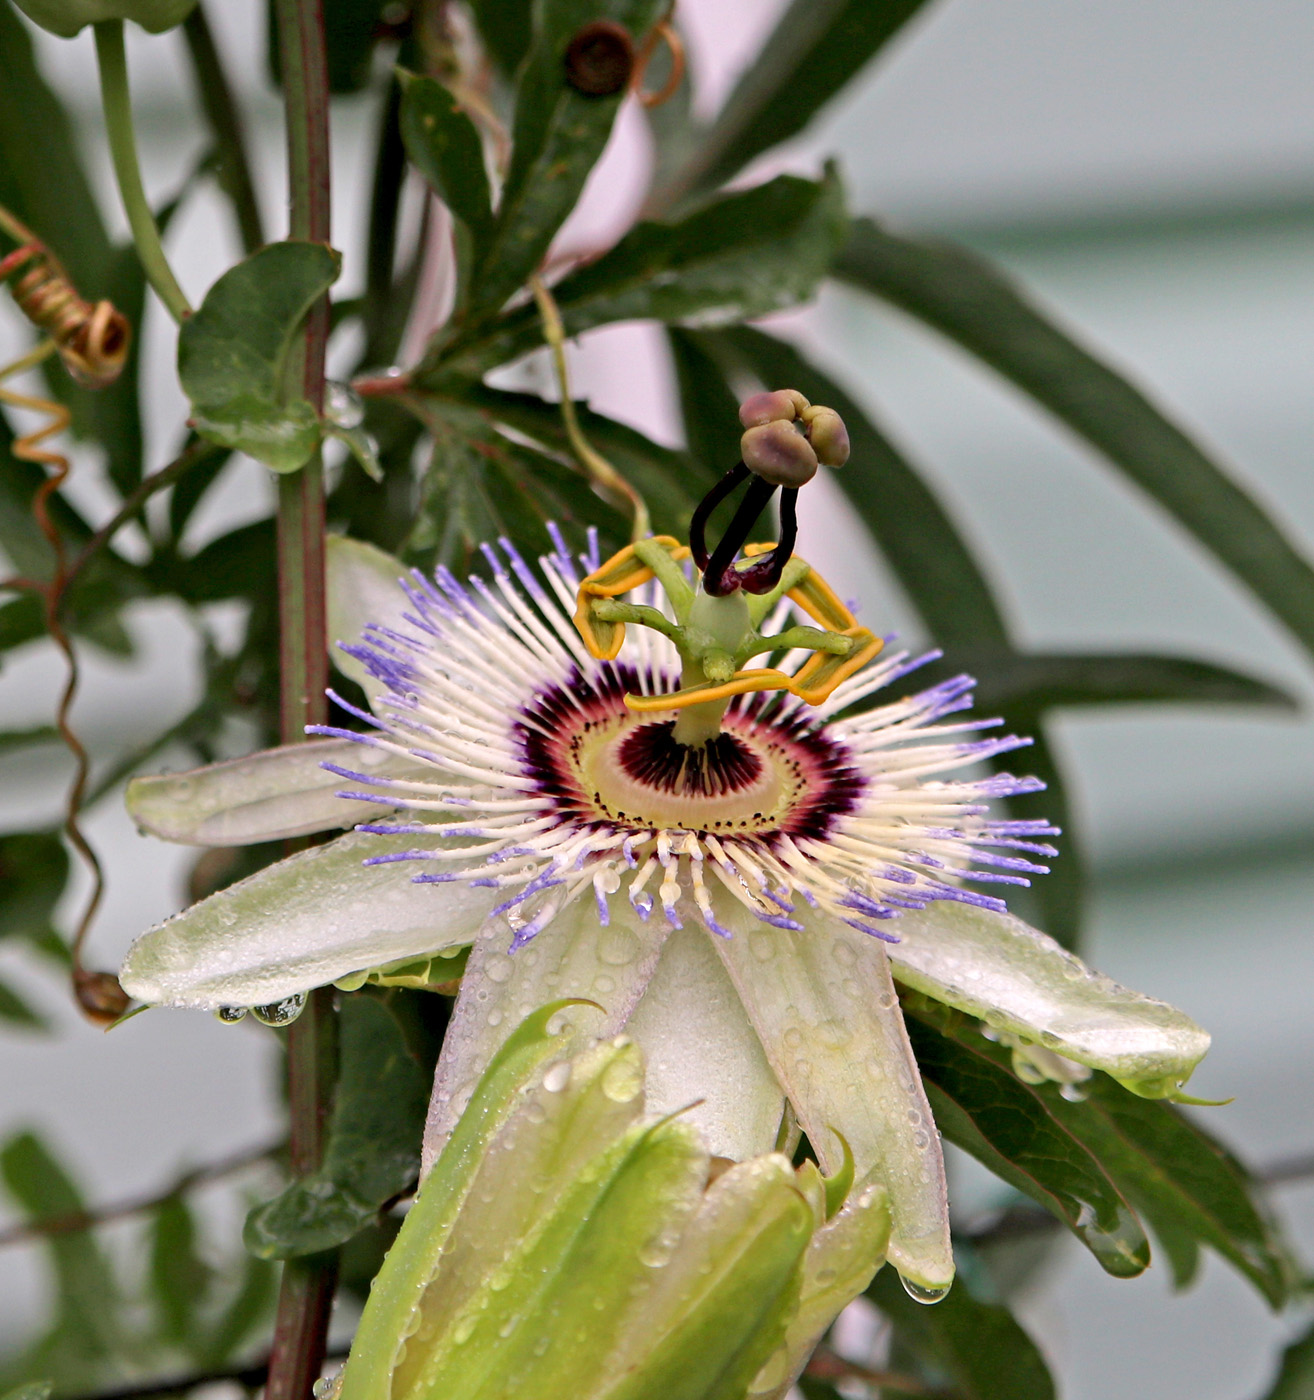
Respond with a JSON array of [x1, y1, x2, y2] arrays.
[[1, 2, 1312, 1396]]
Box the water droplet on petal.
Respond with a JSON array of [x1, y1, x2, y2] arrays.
[[601, 1057, 642, 1103], [485, 954, 514, 984], [598, 926, 639, 966], [215, 1005, 247, 1024], [1060, 1082, 1089, 1102], [832, 940, 855, 967], [543, 1061, 572, 1093], [749, 931, 776, 962], [900, 1276, 951, 1305], [452, 1316, 476, 1344]]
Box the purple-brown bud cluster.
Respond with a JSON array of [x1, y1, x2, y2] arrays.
[[738, 389, 850, 488]]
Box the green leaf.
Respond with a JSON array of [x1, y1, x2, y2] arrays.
[[0, 1132, 123, 1371], [0, 832, 69, 950], [439, 171, 848, 377], [0, 726, 59, 757], [245, 994, 430, 1257], [900, 995, 1149, 1279], [467, 0, 534, 74], [402, 400, 631, 570], [0, 977, 46, 1030], [149, 1193, 211, 1347], [199, 1249, 277, 1367], [457, 0, 668, 321], [1047, 1076, 1297, 1309], [177, 241, 341, 472], [171, 518, 276, 604], [934, 648, 1296, 715], [1, 1384, 54, 1400], [1258, 1317, 1314, 1400], [0, 6, 114, 296], [834, 218, 1314, 666], [668, 328, 747, 477], [659, 0, 934, 203], [866, 1268, 1055, 1400], [451, 385, 718, 539], [398, 72, 494, 255]]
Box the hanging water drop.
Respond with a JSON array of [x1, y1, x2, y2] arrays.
[[900, 1275, 951, 1305], [215, 1005, 247, 1024], [252, 992, 308, 1027]]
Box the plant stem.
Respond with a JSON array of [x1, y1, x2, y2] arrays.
[[268, 0, 337, 1397], [528, 273, 650, 541], [182, 1, 265, 256], [93, 21, 192, 323]]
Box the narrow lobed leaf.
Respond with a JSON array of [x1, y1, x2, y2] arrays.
[[834, 217, 1314, 666]]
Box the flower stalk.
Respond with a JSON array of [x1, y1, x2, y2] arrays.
[[93, 19, 192, 322], [267, 0, 337, 1396]]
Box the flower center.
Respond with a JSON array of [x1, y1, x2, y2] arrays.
[[577, 715, 794, 834]]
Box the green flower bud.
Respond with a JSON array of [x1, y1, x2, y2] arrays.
[[741, 420, 819, 488], [11, 0, 196, 37], [738, 389, 809, 429], [800, 405, 850, 468], [338, 1004, 890, 1400]]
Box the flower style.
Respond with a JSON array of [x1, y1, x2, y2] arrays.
[[119, 393, 1210, 1295]]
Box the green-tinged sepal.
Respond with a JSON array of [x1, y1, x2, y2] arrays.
[[341, 1011, 889, 1400], [12, 0, 195, 36]]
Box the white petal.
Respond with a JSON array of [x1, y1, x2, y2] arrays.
[[124, 739, 426, 845], [120, 831, 492, 1010], [623, 925, 786, 1162], [712, 902, 953, 1291], [886, 901, 1211, 1097], [421, 899, 670, 1173], [327, 535, 414, 700]]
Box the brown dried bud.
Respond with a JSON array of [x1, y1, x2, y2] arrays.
[[74, 968, 132, 1025], [801, 405, 850, 467], [738, 388, 809, 429], [741, 419, 818, 488], [564, 20, 634, 96]]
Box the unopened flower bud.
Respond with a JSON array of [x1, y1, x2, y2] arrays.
[[741, 419, 818, 487], [738, 389, 809, 429], [801, 405, 850, 467]]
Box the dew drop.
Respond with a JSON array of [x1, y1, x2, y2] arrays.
[[900, 1276, 951, 1305], [524, 1099, 547, 1123], [638, 1226, 680, 1268], [749, 931, 776, 963], [592, 972, 616, 994], [601, 1057, 642, 1103], [498, 1316, 517, 1337], [877, 990, 898, 1011], [487, 1008, 503, 1027], [1060, 1082, 1089, 1102], [598, 925, 639, 966], [215, 1005, 247, 1024], [783, 1028, 803, 1050], [814, 1267, 837, 1286], [532, 1336, 551, 1357], [831, 940, 856, 967], [906, 1108, 922, 1126], [452, 1316, 476, 1344], [543, 1061, 572, 1093], [485, 954, 514, 984], [252, 992, 307, 1027], [912, 1129, 930, 1150]]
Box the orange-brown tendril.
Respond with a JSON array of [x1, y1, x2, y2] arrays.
[[633, 17, 684, 109], [1, 210, 132, 1022]]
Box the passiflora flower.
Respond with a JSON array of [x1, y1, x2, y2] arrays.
[[335, 1002, 888, 1400], [119, 392, 1210, 1294]]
